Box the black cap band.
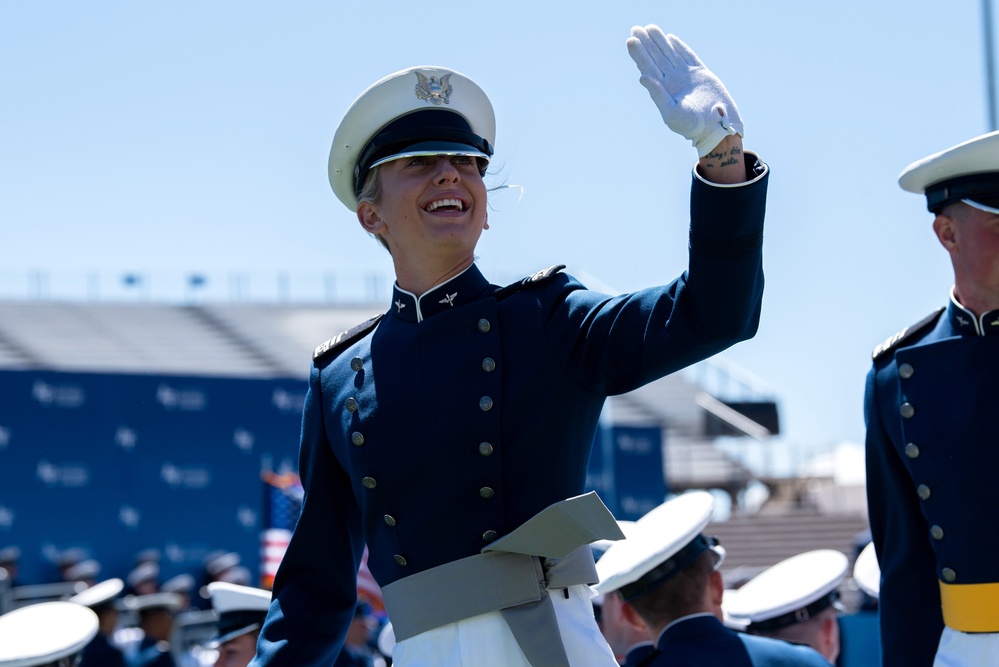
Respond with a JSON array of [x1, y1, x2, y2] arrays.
[[746, 591, 838, 633], [925, 173, 999, 212], [216, 610, 267, 639], [353, 109, 494, 198], [617, 534, 719, 602]]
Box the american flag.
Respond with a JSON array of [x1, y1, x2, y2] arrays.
[[260, 471, 303, 589], [258, 471, 384, 612], [357, 546, 384, 612]]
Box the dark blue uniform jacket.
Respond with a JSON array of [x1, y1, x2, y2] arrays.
[[866, 298, 999, 667], [251, 164, 769, 666], [640, 615, 829, 666], [129, 637, 175, 667], [79, 633, 127, 667]]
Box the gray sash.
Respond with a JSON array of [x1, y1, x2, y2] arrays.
[[380, 492, 624, 666]]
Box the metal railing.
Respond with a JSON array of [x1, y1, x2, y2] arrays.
[[0, 269, 396, 305]]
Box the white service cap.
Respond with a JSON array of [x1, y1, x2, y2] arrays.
[[852, 542, 880, 600], [595, 492, 722, 600], [328, 66, 495, 211], [0, 602, 99, 667], [898, 130, 999, 213], [205, 582, 271, 648], [724, 549, 848, 632]]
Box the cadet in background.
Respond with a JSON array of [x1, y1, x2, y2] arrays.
[[865, 130, 999, 666], [594, 492, 829, 667], [724, 550, 848, 664]]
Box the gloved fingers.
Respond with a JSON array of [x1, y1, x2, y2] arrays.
[[645, 25, 682, 70], [665, 33, 706, 69], [626, 33, 662, 80], [628, 25, 673, 78]]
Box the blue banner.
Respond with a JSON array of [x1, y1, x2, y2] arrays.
[[0, 370, 305, 587], [586, 423, 667, 522]]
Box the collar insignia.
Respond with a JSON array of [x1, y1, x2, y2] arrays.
[[415, 72, 453, 106], [957, 315, 969, 327], [439, 292, 458, 307], [395, 299, 406, 313]]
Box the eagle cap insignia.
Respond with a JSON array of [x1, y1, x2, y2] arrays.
[[414, 72, 453, 106]]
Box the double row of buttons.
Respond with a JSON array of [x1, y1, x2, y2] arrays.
[[899, 361, 956, 583]]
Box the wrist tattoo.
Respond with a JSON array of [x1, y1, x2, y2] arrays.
[[702, 145, 743, 170]]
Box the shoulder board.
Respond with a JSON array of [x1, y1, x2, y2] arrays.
[[313, 314, 383, 362], [872, 307, 944, 361], [493, 264, 566, 302]]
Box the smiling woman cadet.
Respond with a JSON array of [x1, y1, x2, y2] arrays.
[[248, 23, 770, 667]]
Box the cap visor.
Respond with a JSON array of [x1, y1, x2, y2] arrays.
[[964, 197, 999, 215], [369, 141, 489, 170]]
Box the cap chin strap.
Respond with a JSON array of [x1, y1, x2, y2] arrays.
[[963, 198, 999, 215]]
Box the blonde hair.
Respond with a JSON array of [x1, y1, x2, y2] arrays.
[[357, 166, 390, 253]]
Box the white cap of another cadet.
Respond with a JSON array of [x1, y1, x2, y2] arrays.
[[594, 491, 724, 601], [724, 549, 848, 633], [205, 582, 271, 649], [721, 589, 750, 632], [69, 577, 125, 609], [121, 592, 184, 615], [0, 601, 99, 667], [328, 66, 496, 211], [852, 542, 880, 600], [898, 130, 999, 214]]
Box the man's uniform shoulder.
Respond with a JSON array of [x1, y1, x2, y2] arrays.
[[872, 307, 945, 362], [313, 314, 383, 363], [492, 264, 566, 302]]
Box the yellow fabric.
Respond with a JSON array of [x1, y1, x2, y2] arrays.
[[939, 581, 999, 632]]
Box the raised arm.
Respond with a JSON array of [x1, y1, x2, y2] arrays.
[[626, 24, 748, 184]]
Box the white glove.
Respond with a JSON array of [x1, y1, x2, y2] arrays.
[[627, 25, 743, 157]]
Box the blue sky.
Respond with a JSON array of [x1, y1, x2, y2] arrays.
[[2, 2, 995, 462]]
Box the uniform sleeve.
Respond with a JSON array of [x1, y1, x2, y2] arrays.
[[250, 364, 365, 667], [864, 364, 943, 667], [548, 161, 768, 396]]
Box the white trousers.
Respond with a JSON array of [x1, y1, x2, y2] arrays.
[[391, 584, 618, 667], [934, 627, 999, 666]]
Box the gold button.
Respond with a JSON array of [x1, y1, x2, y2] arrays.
[[917, 484, 931, 500], [479, 396, 494, 412], [350, 357, 364, 372], [900, 403, 915, 419], [479, 487, 495, 499], [394, 555, 407, 566], [478, 318, 491, 333], [930, 525, 944, 540], [384, 515, 397, 527], [482, 530, 498, 542], [942, 568, 957, 582], [905, 443, 920, 459], [899, 363, 914, 379], [351, 432, 365, 446], [361, 477, 376, 489], [481, 357, 496, 373], [479, 442, 494, 456], [345, 398, 358, 413]]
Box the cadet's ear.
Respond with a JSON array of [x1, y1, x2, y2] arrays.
[[820, 612, 840, 660], [357, 202, 386, 235], [619, 599, 649, 633], [933, 212, 958, 251]]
